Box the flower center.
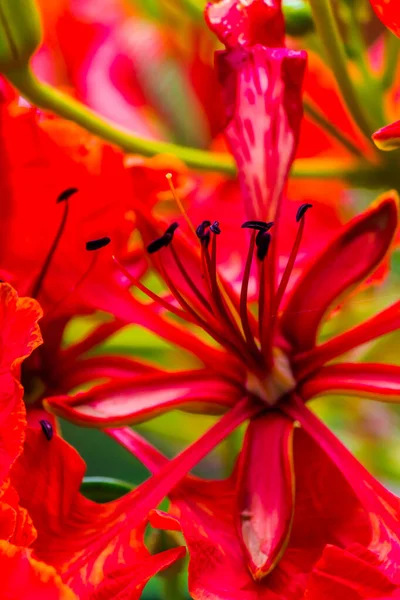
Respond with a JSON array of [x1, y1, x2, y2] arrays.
[[246, 347, 296, 406]]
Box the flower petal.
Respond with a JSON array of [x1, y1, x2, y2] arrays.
[[293, 299, 400, 377], [306, 545, 397, 599], [205, 0, 285, 48], [300, 363, 400, 402], [281, 193, 398, 353], [12, 401, 256, 595], [0, 541, 76, 599], [217, 45, 306, 221], [284, 397, 400, 582], [236, 412, 295, 579], [0, 283, 42, 480], [369, 0, 400, 38], [373, 120, 400, 151], [45, 370, 243, 427]]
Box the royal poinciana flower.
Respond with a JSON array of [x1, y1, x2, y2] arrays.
[[108, 425, 400, 599], [45, 0, 400, 584], [0, 93, 153, 422], [0, 282, 76, 598]]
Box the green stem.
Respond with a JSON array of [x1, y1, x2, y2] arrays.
[[303, 99, 365, 158], [308, 0, 377, 139], [382, 32, 400, 90], [6, 65, 236, 175], [162, 572, 186, 600], [4, 66, 381, 184]]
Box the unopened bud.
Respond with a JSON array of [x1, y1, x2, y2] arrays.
[[283, 0, 314, 36], [0, 0, 42, 72]]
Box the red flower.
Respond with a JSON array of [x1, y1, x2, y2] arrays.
[[110, 425, 400, 599], [0, 95, 150, 419], [46, 0, 400, 584]]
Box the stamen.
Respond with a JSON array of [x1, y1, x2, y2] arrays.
[[196, 220, 211, 248], [31, 188, 78, 298], [166, 173, 197, 239], [39, 419, 53, 441], [255, 231, 271, 261], [274, 204, 313, 314], [210, 221, 221, 235], [296, 203, 313, 222], [112, 255, 196, 324], [44, 237, 110, 320], [241, 221, 274, 231], [240, 231, 262, 358], [147, 223, 179, 254], [86, 237, 111, 251], [57, 187, 79, 203]]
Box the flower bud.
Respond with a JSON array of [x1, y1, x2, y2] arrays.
[[0, 0, 42, 72], [283, 0, 314, 36]]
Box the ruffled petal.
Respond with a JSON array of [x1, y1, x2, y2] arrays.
[[236, 412, 295, 579], [0, 541, 76, 599], [281, 193, 398, 353], [44, 370, 243, 427], [0, 283, 42, 480], [300, 363, 400, 402]]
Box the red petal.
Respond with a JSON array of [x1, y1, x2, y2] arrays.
[[205, 0, 285, 48], [217, 46, 306, 221], [281, 194, 398, 353], [373, 120, 400, 151], [107, 427, 168, 473], [45, 370, 242, 427], [0, 541, 76, 599], [12, 401, 256, 595], [284, 397, 400, 580], [369, 0, 400, 38], [294, 299, 400, 377], [0, 284, 42, 480], [236, 412, 295, 579], [306, 545, 397, 600], [300, 363, 400, 402]]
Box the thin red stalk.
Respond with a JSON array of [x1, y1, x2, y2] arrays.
[[258, 258, 274, 368], [274, 219, 305, 315], [31, 200, 69, 298], [239, 232, 262, 359], [169, 244, 213, 315], [113, 256, 194, 325]]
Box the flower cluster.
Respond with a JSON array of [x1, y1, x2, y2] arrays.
[[1, 0, 400, 598]]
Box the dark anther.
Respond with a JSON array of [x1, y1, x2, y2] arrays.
[[256, 231, 271, 261], [86, 237, 111, 251], [210, 221, 221, 235], [165, 222, 179, 237], [196, 220, 211, 239], [57, 187, 79, 203], [241, 220, 274, 231], [296, 203, 313, 222], [147, 223, 179, 254], [39, 419, 53, 441]]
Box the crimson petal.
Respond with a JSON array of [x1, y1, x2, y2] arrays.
[[300, 363, 400, 402], [236, 412, 295, 579], [217, 45, 306, 222], [45, 370, 243, 427], [282, 194, 398, 353], [294, 299, 400, 377]]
